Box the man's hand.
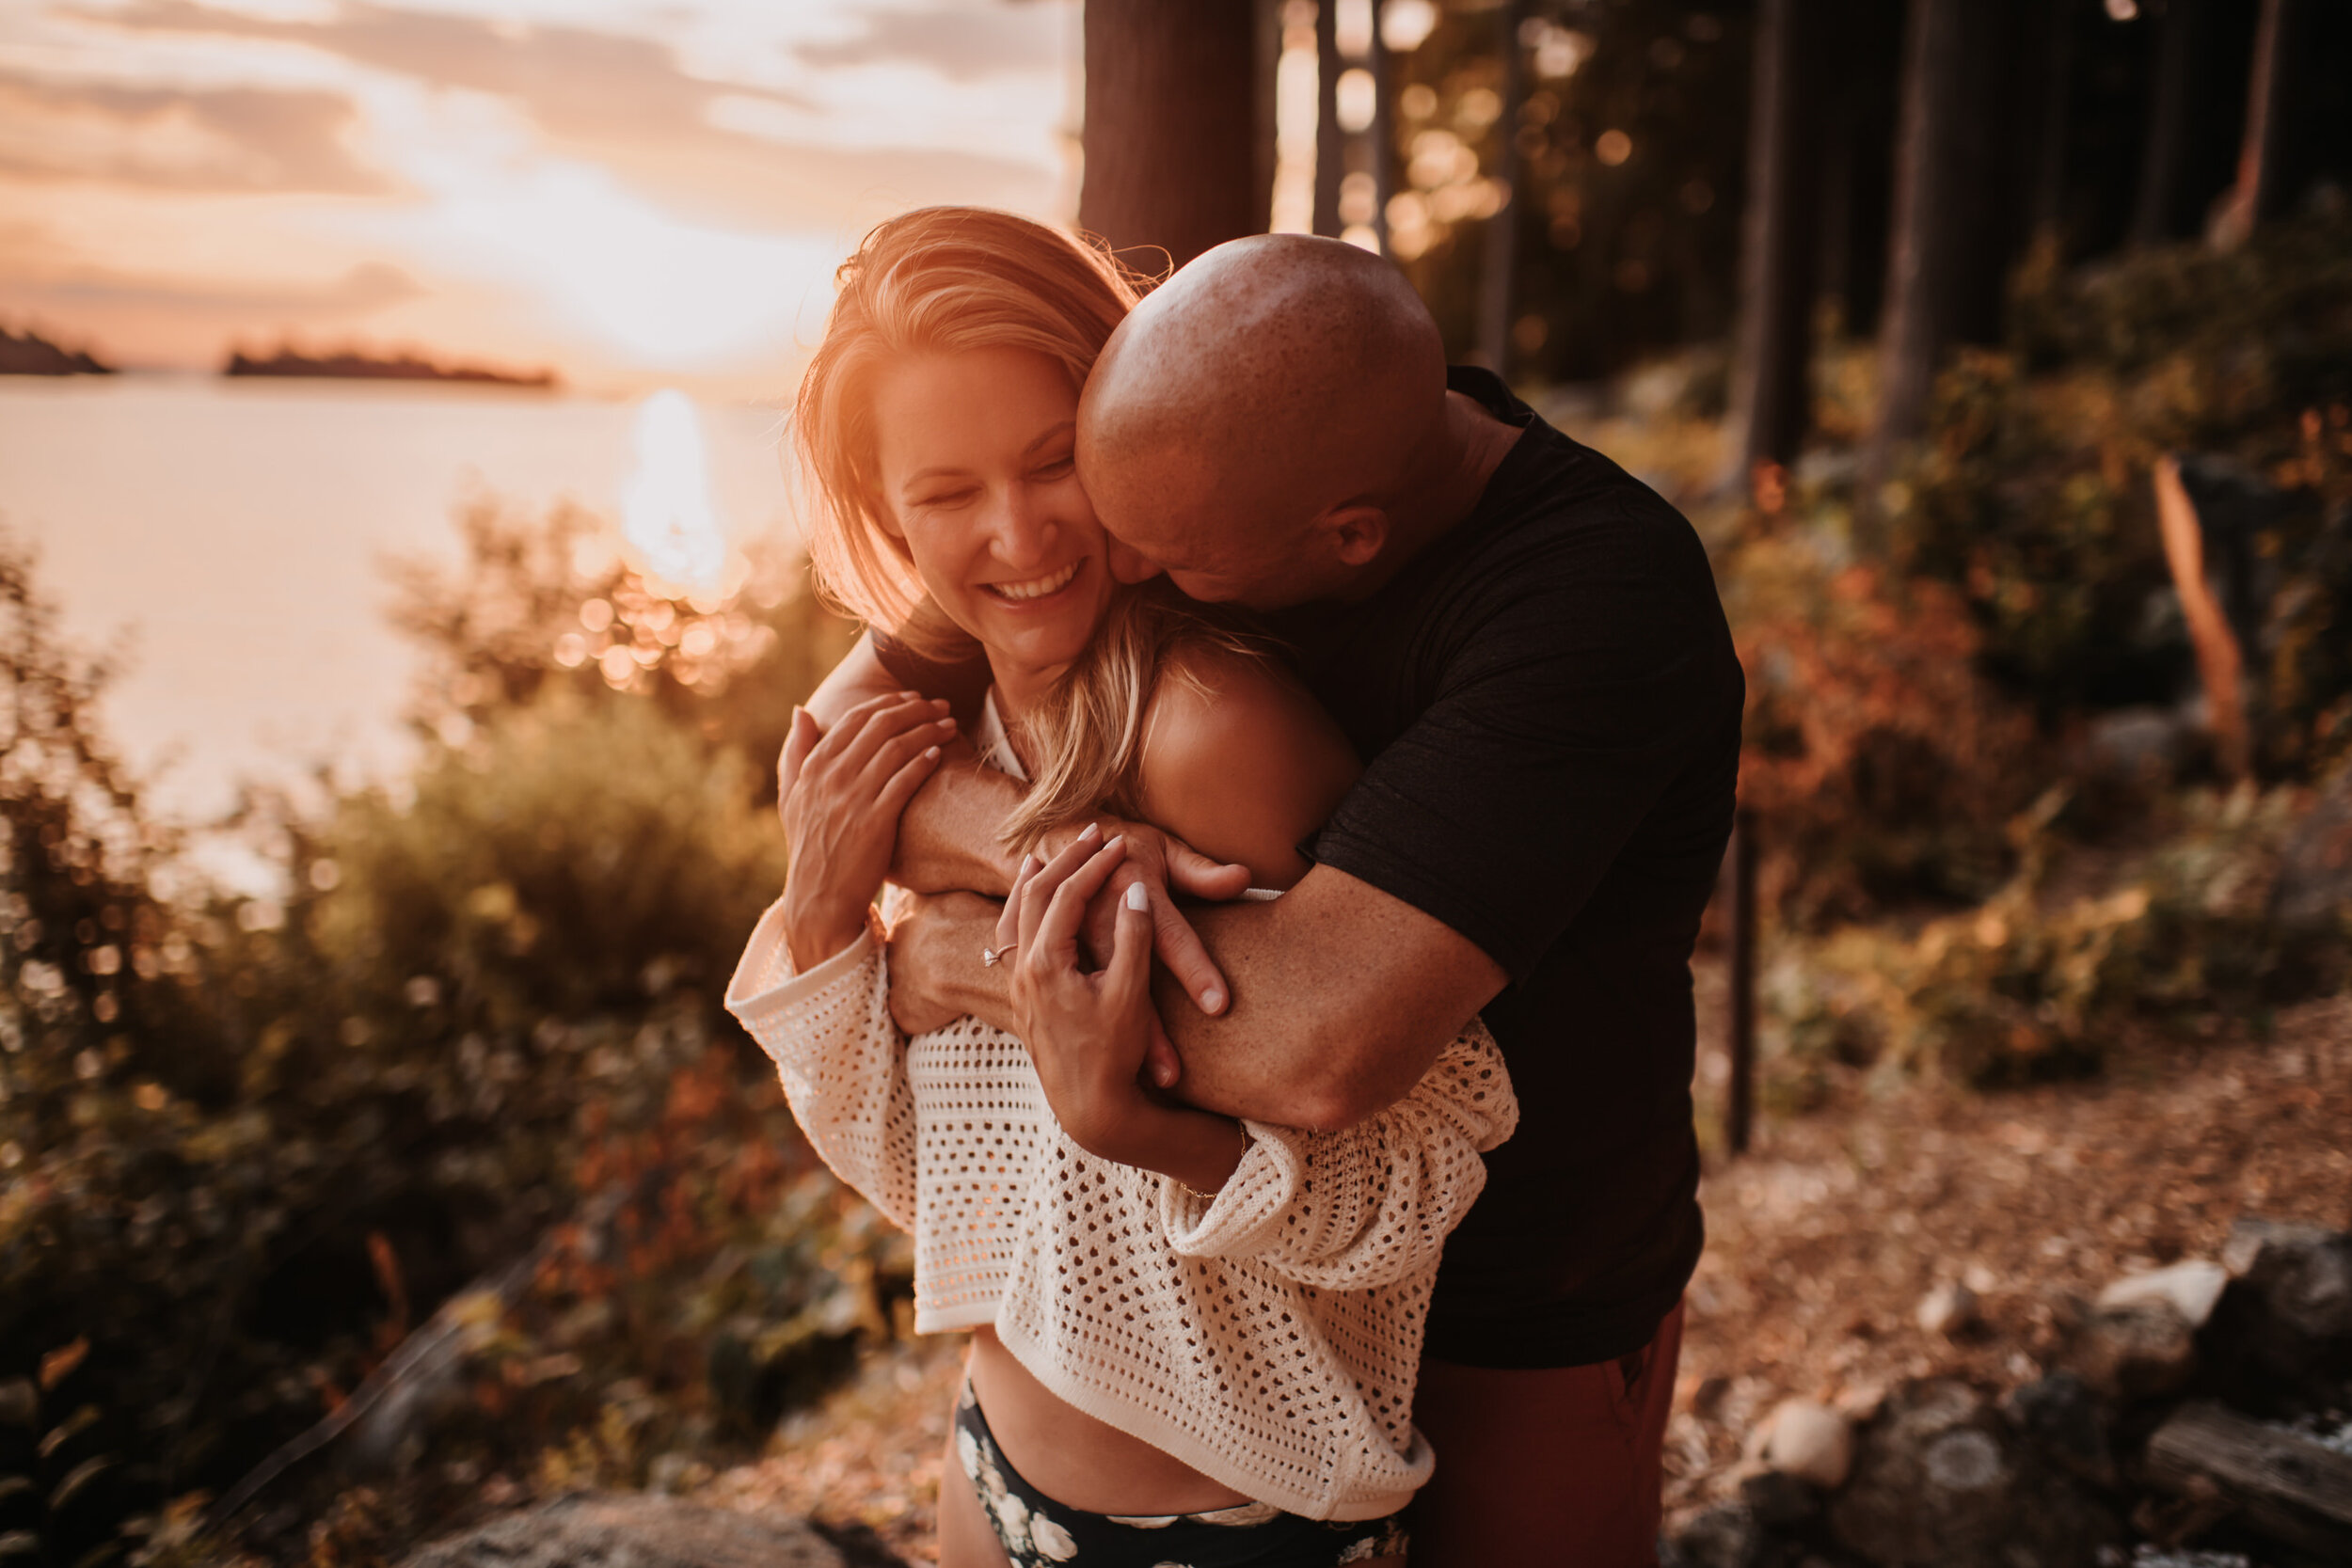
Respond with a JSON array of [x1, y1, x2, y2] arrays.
[[1000, 828, 1248, 1194], [884, 888, 1008, 1037]]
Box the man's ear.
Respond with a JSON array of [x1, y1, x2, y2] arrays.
[[1321, 503, 1390, 568]]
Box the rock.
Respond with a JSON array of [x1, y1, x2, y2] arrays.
[[1665, 1502, 1767, 1568], [1917, 1281, 1981, 1338], [396, 1493, 844, 1568], [2074, 1300, 2198, 1401], [2097, 1260, 2231, 1329], [2221, 1219, 2352, 1341], [1830, 1380, 2120, 1568], [1761, 1398, 1855, 1490], [1738, 1467, 1824, 1528], [2004, 1372, 2118, 1487], [2272, 765, 2352, 935]]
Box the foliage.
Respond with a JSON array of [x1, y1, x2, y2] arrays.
[[1888, 216, 2352, 759], [0, 513, 894, 1566], [1761, 783, 2336, 1091], [1727, 529, 2040, 927]]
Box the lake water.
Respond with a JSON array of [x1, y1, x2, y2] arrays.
[[0, 373, 803, 828]]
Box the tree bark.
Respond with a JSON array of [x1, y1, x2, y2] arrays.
[[1313, 0, 1344, 236], [1864, 0, 2013, 504], [1721, 0, 1823, 495], [2129, 0, 2199, 247], [2210, 0, 2294, 249], [1079, 0, 1267, 272], [1474, 0, 1529, 375]]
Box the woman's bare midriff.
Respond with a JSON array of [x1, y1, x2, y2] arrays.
[[962, 1326, 1252, 1515]]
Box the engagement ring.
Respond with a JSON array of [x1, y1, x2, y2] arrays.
[[980, 942, 1015, 968]]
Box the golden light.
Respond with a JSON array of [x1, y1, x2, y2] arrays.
[[1381, 0, 1440, 53], [1596, 129, 1634, 167], [1337, 68, 1378, 134], [621, 389, 728, 594]]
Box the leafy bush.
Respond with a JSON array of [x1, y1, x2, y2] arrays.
[[1727, 530, 2041, 927], [1889, 215, 2352, 758], [1761, 783, 2333, 1089], [0, 512, 893, 1565]]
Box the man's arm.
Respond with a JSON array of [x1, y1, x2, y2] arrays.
[[888, 864, 1504, 1132]]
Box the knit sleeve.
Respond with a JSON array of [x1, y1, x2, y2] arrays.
[[1154, 1020, 1518, 1290], [724, 900, 917, 1233]]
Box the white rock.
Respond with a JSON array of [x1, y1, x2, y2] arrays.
[[1917, 1280, 1980, 1337], [2096, 1260, 2229, 1328], [1763, 1397, 1855, 1490]]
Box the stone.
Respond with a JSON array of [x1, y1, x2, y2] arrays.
[[1737, 1467, 1824, 1528], [2097, 1260, 2231, 1329], [2272, 765, 2352, 936], [2004, 1372, 2118, 1487], [1831, 1379, 2120, 1568], [1917, 1281, 1981, 1338], [1761, 1398, 1854, 1490], [2221, 1219, 2352, 1341], [2074, 1301, 2198, 1401], [395, 1493, 844, 1568], [1665, 1502, 1767, 1568]]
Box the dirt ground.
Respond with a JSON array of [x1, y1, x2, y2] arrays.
[[695, 989, 2352, 1563]]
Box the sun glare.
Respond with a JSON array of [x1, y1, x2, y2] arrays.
[[622, 389, 729, 594]]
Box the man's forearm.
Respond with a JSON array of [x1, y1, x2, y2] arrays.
[[890, 756, 1025, 895], [1150, 873, 1503, 1132]]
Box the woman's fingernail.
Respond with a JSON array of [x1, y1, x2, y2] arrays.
[[1019, 854, 1039, 878], [1154, 1060, 1179, 1088], [1200, 987, 1226, 1012], [1077, 822, 1102, 845], [1124, 882, 1149, 911], [1104, 833, 1125, 855], [924, 746, 940, 759]]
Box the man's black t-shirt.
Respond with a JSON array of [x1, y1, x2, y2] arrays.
[[878, 367, 1744, 1369]]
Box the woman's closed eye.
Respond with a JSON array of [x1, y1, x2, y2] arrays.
[[1030, 453, 1075, 481], [908, 484, 979, 512]]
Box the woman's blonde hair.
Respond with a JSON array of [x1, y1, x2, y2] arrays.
[[794, 206, 1263, 851]]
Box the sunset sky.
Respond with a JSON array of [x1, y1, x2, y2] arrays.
[[0, 0, 1083, 396]]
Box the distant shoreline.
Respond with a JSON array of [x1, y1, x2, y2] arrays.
[[223, 347, 559, 389], [2, 326, 113, 376]]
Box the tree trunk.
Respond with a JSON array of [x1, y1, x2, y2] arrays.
[[1475, 0, 1529, 375], [2030, 0, 2077, 245], [2129, 0, 2199, 246], [1864, 0, 2013, 505], [1079, 0, 1266, 271], [1313, 0, 1344, 236], [2210, 0, 2294, 249], [1721, 0, 1823, 495]]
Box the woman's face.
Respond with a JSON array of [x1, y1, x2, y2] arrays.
[[870, 345, 1113, 684]]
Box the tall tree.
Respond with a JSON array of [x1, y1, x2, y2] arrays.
[[2210, 0, 2295, 249], [1863, 0, 2020, 505], [1721, 0, 1823, 495], [1474, 0, 1529, 375], [1079, 0, 1266, 270], [2129, 0, 2199, 246]]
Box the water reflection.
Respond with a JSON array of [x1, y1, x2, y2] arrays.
[[622, 389, 729, 594]]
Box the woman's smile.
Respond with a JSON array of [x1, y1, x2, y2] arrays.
[[983, 557, 1086, 606]]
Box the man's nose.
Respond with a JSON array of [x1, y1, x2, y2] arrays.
[[1104, 533, 1162, 585]]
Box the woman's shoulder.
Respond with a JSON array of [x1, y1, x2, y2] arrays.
[[1136, 638, 1360, 887]]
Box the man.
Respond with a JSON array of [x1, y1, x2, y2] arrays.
[[792, 234, 1741, 1563]]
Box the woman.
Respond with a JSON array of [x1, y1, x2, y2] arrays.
[[725, 207, 1515, 1568]]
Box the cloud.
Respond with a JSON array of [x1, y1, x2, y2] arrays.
[[796, 3, 1070, 84], [0, 72, 391, 193], [80, 0, 817, 145], [35, 258, 423, 315]]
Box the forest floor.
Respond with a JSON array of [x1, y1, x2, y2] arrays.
[[689, 986, 2352, 1564]]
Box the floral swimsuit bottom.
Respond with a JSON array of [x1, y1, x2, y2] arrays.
[[953, 1382, 1409, 1568]]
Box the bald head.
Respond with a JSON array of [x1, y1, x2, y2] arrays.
[[1076, 234, 1450, 606]]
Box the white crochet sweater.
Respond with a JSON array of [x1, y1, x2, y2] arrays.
[[725, 710, 1517, 1520]]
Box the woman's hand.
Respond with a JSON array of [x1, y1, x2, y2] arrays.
[[777, 692, 957, 970], [1002, 827, 1248, 1193]]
